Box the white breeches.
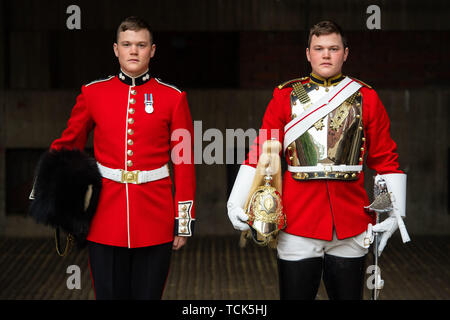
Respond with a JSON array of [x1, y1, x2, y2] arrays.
[[277, 229, 370, 261]]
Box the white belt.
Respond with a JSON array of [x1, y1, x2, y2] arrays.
[[97, 162, 170, 184], [288, 164, 363, 173]]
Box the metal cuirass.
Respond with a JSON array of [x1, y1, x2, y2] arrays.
[[286, 81, 366, 181]]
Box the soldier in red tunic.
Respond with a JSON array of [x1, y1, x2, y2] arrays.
[[33, 16, 195, 299], [227, 21, 409, 299]]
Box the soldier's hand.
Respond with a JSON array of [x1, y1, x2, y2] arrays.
[[172, 236, 187, 250], [372, 216, 398, 256], [227, 204, 250, 231]]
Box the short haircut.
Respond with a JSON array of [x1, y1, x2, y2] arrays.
[[116, 16, 153, 44], [308, 20, 348, 48]]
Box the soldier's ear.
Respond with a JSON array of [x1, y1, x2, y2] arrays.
[[306, 47, 311, 62], [343, 47, 349, 62], [150, 43, 156, 58], [113, 43, 119, 58]]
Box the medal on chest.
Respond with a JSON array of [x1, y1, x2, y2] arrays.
[[144, 93, 154, 114]]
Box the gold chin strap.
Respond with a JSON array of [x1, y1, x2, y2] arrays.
[[240, 227, 280, 249], [54, 228, 73, 257]]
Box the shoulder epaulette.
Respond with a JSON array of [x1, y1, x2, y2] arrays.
[[277, 77, 309, 90], [155, 78, 182, 93], [84, 75, 115, 87], [349, 77, 372, 89]]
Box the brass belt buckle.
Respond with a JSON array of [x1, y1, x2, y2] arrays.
[[121, 170, 140, 184]]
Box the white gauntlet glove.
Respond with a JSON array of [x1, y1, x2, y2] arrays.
[[370, 173, 410, 256], [372, 215, 398, 255], [226, 165, 256, 231], [227, 203, 249, 231]]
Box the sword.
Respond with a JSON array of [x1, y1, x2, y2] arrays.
[[371, 213, 384, 300], [365, 177, 391, 300]]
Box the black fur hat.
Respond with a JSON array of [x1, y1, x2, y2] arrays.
[[29, 148, 102, 247]]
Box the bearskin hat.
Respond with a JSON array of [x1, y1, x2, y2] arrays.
[[29, 148, 102, 247]]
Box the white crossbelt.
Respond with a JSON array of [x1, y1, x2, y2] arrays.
[[97, 162, 169, 184], [287, 164, 363, 173]]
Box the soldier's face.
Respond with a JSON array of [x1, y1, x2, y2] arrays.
[[306, 33, 348, 79], [114, 29, 155, 77]]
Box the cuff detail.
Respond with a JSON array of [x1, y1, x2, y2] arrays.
[[175, 200, 194, 236]]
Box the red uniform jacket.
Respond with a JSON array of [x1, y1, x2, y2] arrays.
[[244, 75, 402, 241], [51, 71, 196, 248]]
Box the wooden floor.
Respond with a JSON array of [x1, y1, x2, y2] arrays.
[[0, 235, 449, 300]]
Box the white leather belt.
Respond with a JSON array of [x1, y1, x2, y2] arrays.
[[97, 162, 169, 184], [288, 164, 363, 173]]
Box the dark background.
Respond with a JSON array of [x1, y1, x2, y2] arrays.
[[0, 0, 448, 237]]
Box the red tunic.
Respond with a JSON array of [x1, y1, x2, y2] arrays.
[[51, 72, 196, 248], [244, 76, 402, 241]]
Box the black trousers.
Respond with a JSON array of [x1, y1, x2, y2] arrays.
[[278, 254, 367, 300], [88, 241, 172, 300]]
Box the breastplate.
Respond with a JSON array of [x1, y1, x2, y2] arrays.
[[286, 81, 365, 181]]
